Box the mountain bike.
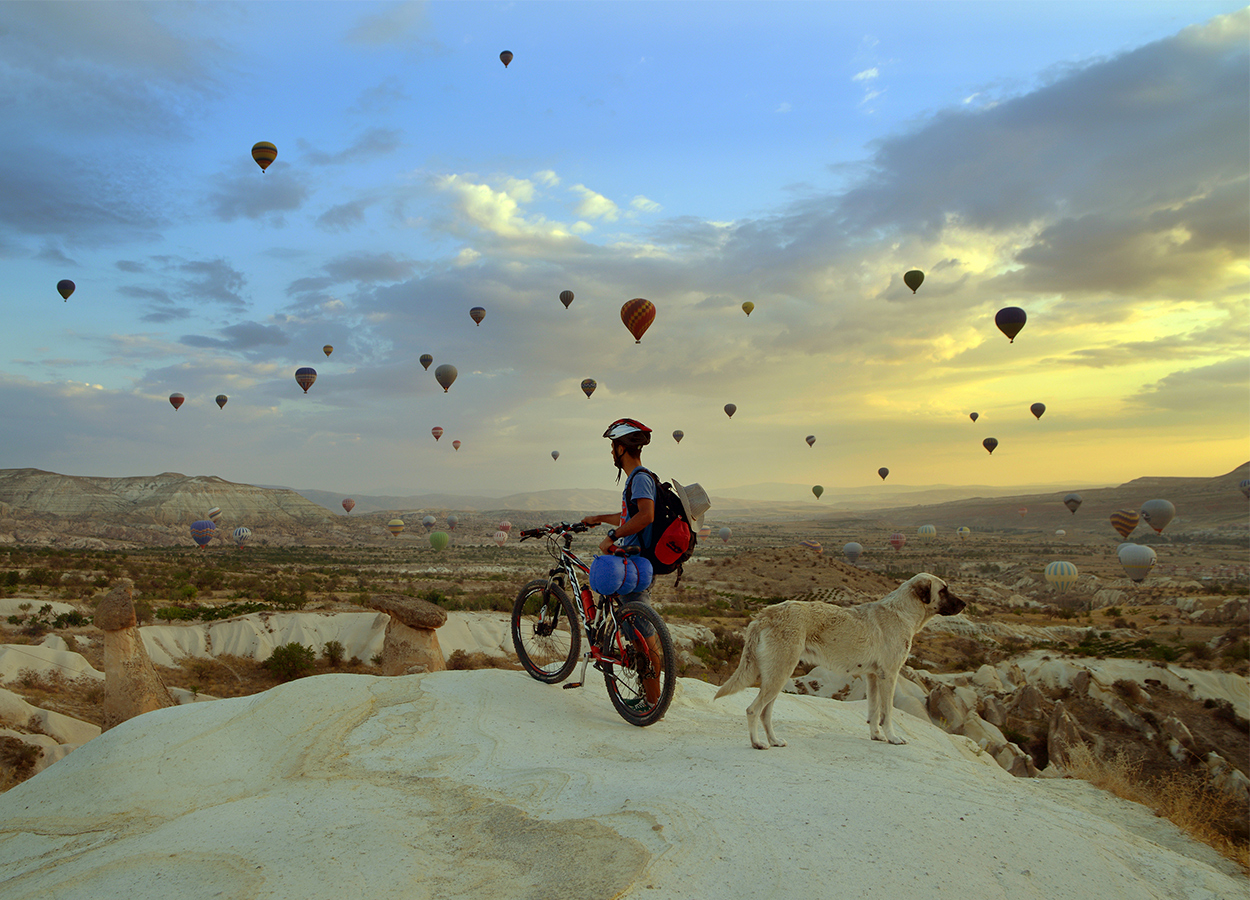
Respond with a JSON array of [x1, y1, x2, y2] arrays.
[[512, 521, 676, 726]]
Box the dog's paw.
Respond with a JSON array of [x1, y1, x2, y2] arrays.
[[770, 737, 787, 747], [887, 735, 907, 745], [751, 740, 771, 750]]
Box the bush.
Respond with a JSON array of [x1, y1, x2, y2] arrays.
[[264, 643, 317, 681], [322, 640, 345, 667]]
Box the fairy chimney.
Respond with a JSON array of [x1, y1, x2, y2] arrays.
[[95, 579, 176, 730], [367, 594, 448, 675]]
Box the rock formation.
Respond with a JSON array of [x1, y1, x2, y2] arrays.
[[366, 594, 449, 675], [96, 580, 176, 729]]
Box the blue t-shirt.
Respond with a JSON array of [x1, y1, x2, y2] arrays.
[[618, 467, 657, 549]]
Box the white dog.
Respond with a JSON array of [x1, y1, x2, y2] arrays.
[[715, 573, 965, 748]]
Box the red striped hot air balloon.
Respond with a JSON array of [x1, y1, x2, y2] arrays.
[[889, 532, 906, 551], [431, 426, 443, 441], [295, 367, 317, 393], [169, 393, 185, 410], [620, 298, 655, 343], [251, 141, 277, 172], [342, 499, 355, 514]]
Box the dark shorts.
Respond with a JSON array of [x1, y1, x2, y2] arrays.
[[619, 590, 656, 638]]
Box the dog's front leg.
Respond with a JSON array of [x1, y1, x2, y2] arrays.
[[866, 674, 887, 741], [877, 669, 907, 744]]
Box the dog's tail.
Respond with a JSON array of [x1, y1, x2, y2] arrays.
[[714, 621, 760, 700]]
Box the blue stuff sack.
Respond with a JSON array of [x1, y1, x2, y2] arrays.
[[629, 556, 654, 592], [588, 554, 626, 595], [618, 556, 639, 595]]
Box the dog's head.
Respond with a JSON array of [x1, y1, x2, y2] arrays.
[[910, 574, 966, 616]]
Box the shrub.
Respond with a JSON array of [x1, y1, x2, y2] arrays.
[[263, 643, 317, 681], [322, 640, 345, 667]]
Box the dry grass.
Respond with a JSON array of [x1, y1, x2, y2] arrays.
[[446, 649, 521, 671], [1063, 742, 1250, 871]]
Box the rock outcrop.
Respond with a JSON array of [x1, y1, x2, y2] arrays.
[[96, 580, 176, 729], [367, 594, 449, 675]]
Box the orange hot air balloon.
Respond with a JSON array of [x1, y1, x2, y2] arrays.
[[431, 426, 444, 441], [169, 393, 185, 410], [342, 498, 355, 513], [500, 50, 513, 68], [251, 141, 277, 172], [620, 298, 655, 343]]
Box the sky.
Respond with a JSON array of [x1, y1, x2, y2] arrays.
[[1, 1, 1247, 499]]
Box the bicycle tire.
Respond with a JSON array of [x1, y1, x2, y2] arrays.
[[511, 579, 581, 684], [601, 601, 676, 726]]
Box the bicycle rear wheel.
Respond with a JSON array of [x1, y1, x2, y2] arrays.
[[511, 579, 581, 684], [601, 601, 676, 726]]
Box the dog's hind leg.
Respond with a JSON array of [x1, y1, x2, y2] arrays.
[[745, 647, 802, 749], [876, 669, 907, 744]]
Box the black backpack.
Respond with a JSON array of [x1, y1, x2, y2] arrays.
[[625, 468, 696, 580]]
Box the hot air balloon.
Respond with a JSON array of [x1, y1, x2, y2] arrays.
[[434, 364, 457, 392], [1030, 402, 1046, 420], [498, 520, 512, 533], [983, 438, 998, 454], [1018, 507, 1028, 518], [551, 450, 560, 461], [672, 430, 684, 444], [429, 531, 450, 551], [422, 515, 436, 532], [342, 499, 355, 514], [452, 440, 461, 451], [499, 50, 513, 67], [207, 507, 222, 521], [387, 518, 404, 536], [169, 393, 185, 410], [1110, 509, 1139, 540], [889, 533, 906, 551], [956, 526, 971, 541], [719, 526, 732, 543], [1055, 529, 1066, 537], [1118, 543, 1157, 583], [1240, 478, 1250, 499], [843, 542, 863, 564], [1063, 493, 1082, 514], [742, 301, 754, 316], [878, 467, 889, 480], [420, 354, 433, 370], [724, 403, 736, 418], [215, 394, 228, 409], [806, 435, 816, 447], [469, 306, 486, 325], [969, 412, 979, 422], [233, 526, 252, 548], [559, 290, 574, 308], [581, 378, 597, 398], [56, 280, 74, 301], [251, 141, 277, 171], [812, 485, 823, 499], [190, 520, 216, 547], [1140, 499, 1175, 534], [431, 426, 443, 442], [1044, 561, 1078, 593], [620, 298, 655, 343], [903, 270, 924, 293], [493, 530, 508, 546], [447, 515, 459, 531], [323, 345, 333, 357], [799, 540, 822, 554], [295, 367, 317, 393], [698, 524, 711, 540], [918, 524, 936, 540], [995, 307, 1027, 342]]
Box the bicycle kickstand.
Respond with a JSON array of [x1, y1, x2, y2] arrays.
[[562, 650, 593, 690]]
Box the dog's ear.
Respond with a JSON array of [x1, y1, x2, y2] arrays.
[[912, 575, 933, 605]]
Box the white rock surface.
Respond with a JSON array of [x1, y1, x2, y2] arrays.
[[0, 671, 1241, 899]]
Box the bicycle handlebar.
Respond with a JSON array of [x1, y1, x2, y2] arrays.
[[518, 521, 596, 541]]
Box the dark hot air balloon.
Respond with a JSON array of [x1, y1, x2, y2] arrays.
[[434, 364, 457, 392], [419, 354, 433, 370], [342, 499, 355, 514], [470, 306, 485, 325], [724, 403, 736, 418], [878, 467, 889, 480], [812, 485, 823, 498], [903, 270, 924, 293], [672, 430, 684, 444], [581, 378, 597, 398], [982, 437, 998, 454], [215, 395, 228, 409], [559, 290, 574, 308], [969, 412, 979, 422], [1030, 402, 1046, 419], [56, 280, 75, 301], [551, 450, 560, 461], [1063, 493, 1082, 514], [995, 307, 1027, 342], [251, 141, 277, 172], [169, 393, 185, 410], [500, 51, 513, 68], [805, 435, 816, 447], [295, 367, 317, 393], [620, 298, 655, 342]]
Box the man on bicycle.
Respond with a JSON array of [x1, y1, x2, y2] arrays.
[[581, 418, 664, 707]]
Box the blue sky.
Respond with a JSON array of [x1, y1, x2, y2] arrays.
[[1, 1, 1246, 498]]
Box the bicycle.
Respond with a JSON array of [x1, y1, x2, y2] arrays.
[[511, 521, 677, 726]]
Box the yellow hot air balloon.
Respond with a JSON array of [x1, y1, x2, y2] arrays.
[[323, 345, 333, 357], [251, 141, 277, 172], [742, 301, 754, 316]]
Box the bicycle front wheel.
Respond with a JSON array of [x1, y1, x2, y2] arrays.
[[601, 601, 676, 726], [511, 579, 581, 684]]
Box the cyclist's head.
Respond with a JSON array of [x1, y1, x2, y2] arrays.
[[603, 418, 651, 478]]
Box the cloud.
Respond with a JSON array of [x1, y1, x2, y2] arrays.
[[33, 243, 76, 265], [206, 165, 311, 223], [852, 68, 879, 83], [1127, 357, 1250, 413], [776, 102, 792, 114], [345, 1, 436, 48], [121, 256, 248, 322], [570, 185, 619, 222], [180, 322, 290, 351], [631, 196, 662, 214], [300, 128, 403, 166], [317, 198, 376, 232], [432, 174, 582, 250]]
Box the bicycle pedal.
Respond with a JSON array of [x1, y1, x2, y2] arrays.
[[562, 682, 583, 690]]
